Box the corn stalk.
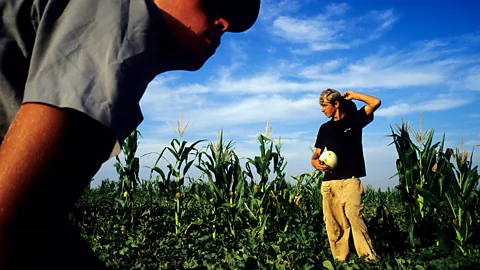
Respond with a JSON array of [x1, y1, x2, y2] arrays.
[[243, 132, 288, 238], [442, 147, 479, 255], [114, 129, 142, 225], [390, 116, 480, 254], [389, 119, 448, 250], [149, 112, 205, 235], [195, 130, 246, 239], [389, 121, 422, 249]]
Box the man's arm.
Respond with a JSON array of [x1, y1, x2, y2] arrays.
[[343, 91, 381, 115], [0, 103, 116, 263], [311, 148, 329, 172]]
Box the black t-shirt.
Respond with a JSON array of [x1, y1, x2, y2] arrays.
[[314, 106, 373, 181]]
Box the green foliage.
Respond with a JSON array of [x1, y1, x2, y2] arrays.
[[148, 133, 204, 235], [194, 130, 245, 239], [390, 118, 480, 255], [70, 119, 480, 269], [114, 130, 142, 225], [73, 181, 480, 269], [115, 130, 142, 200]]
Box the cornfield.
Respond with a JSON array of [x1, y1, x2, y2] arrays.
[[71, 118, 480, 269]]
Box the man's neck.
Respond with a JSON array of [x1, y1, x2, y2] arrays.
[[332, 110, 345, 121]]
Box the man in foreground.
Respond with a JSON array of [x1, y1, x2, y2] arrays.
[[311, 88, 381, 261], [0, 0, 260, 268]]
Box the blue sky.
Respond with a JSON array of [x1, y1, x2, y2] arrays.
[[94, 0, 480, 190]]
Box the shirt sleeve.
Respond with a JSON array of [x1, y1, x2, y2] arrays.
[[23, 0, 162, 147], [355, 106, 374, 128]]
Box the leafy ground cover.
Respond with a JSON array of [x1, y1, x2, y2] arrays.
[[70, 119, 480, 269]]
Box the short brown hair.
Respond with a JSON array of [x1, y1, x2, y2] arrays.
[[319, 88, 341, 104]]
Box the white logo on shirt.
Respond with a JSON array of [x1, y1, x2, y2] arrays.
[[344, 128, 352, 132]]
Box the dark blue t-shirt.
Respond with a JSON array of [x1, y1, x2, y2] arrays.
[[315, 106, 373, 181]]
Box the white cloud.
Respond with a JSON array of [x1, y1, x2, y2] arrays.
[[142, 36, 479, 100], [177, 94, 318, 130], [260, 0, 302, 21], [272, 16, 344, 44], [299, 59, 343, 77], [456, 32, 480, 46], [271, 15, 348, 52], [462, 140, 480, 148], [137, 36, 479, 132], [295, 41, 479, 88], [376, 94, 472, 117], [325, 3, 349, 16], [370, 9, 398, 31], [375, 103, 410, 118], [294, 43, 352, 54], [463, 67, 480, 91], [270, 6, 398, 53]]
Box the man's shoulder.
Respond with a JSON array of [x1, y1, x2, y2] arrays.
[[345, 106, 374, 128], [319, 119, 333, 128], [318, 119, 336, 134]]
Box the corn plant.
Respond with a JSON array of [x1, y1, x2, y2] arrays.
[[390, 117, 480, 254], [293, 170, 327, 243], [195, 130, 246, 239], [114, 129, 142, 200], [415, 144, 479, 254], [294, 170, 324, 219], [269, 170, 323, 234], [389, 121, 424, 249], [389, 120, 449, 249], [149, 113, 205, 235], [114, 129, 142, 225], [242, 132, 290, 238], [242, 178, 271, 238], [442, 148, 479, 255]]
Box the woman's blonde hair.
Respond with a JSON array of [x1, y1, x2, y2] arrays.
[[319, 88, 341, 104]]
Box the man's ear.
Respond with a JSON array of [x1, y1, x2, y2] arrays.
[[334, 100, 340, 109]]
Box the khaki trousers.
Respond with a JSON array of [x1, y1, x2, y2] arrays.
[[320, 178, 376, 261]]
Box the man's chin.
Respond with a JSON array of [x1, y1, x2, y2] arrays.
[[181, 55, 209, 71], [163, 37, 215, 71], [184, 63, 204, 71], [179, 49, 215, 71]]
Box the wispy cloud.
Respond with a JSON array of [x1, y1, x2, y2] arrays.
[[295, 40, 479, 88], [463, 66, 480, 90], [463, 140, 480, 148], [163, 94, 318, 131], [376, 94, 472, 117], [260, 0, 302, 21], [272, 16, 344, 44], [271, 15, 350, 52], [270, 4, 398, 53], [299, 59, 343, 77], [217, 40, 249, 79], [140, 34, 479, 130], [215, 40, 478, 92], [325, 3, 349, 16], [369, 9, 398, 31]]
